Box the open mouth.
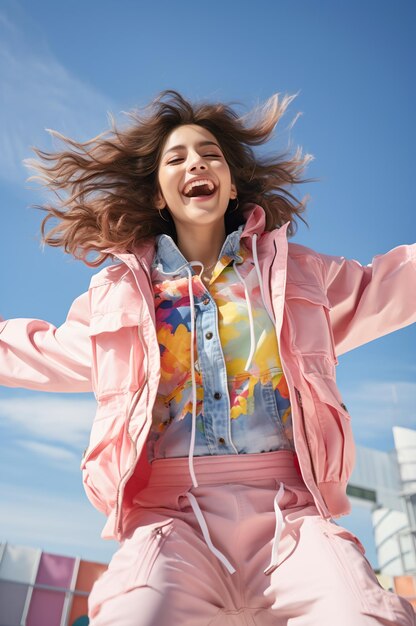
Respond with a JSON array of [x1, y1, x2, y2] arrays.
[[182, 179, 217, 198]]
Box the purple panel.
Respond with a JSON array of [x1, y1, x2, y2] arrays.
[[0, 580, 29, 626], [35, 552, 75, 588], [26, 589, 65, 626]]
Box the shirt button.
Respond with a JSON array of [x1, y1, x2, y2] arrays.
[[205, 331, 213, 340], [218, 437, 226, 445], [203, 297, 210, 305], [213, 392, 222, 400]]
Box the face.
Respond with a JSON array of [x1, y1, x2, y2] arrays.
[[155, 124, 237, 229]]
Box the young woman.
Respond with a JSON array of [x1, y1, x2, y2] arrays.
[[1, 91, 415, 625]]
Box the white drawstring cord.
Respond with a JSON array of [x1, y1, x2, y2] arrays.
[[232, 261, 256, 371], [185, 263, 204, 489], [252, 233, 276, 324], [186, 492, 236, 574], [264, 481, 285, 575]]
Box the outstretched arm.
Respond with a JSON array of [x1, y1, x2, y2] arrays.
[[0, 291, 92, 392], [321, 244, 416, 356]]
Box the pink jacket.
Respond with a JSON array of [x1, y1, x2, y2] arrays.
[[1, 205, 415, 540]]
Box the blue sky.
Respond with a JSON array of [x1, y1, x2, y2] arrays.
[[0, 0, 415, 567]]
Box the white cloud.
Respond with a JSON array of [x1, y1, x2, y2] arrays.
[[0, 393, 115, 561], [0, 396, 96, 448], [16, 439, 79, 464], [0, 5, 115, 184], [0, 482, 117, 562]]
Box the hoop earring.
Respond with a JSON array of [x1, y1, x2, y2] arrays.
[[229, 197, 239, 213], [158, 207, 170, 222]]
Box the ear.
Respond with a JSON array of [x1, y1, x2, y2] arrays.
[[154, 190, 167, 210], [230, 183, 238, 200]]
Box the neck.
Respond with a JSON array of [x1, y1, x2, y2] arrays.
[[175, 221, 226, 267]]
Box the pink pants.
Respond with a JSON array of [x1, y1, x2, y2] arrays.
[[89, 451, 415, 625]]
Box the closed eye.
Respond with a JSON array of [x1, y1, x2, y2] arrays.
[[167, 154, 222, 164]]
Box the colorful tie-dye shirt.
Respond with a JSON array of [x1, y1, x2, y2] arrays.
[[146, 225, 295, 461]]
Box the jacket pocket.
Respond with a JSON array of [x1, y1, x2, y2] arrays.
[[296, 368, 354, 487], [285, 283, 337, 365], [303, 370, 351, 419], [81, 395, 129, 467], [89, 312, 145, 398], [81, 394, 134, 514], [89, 518, 175, 618]]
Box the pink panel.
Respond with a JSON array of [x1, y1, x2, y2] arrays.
[[26, 588, 65, 626], [35, 552, 75, 588]]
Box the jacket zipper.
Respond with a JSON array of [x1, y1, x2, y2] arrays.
[[114, 257, 153, 537], [114, 374, 144, 536], [269, 238, 328, 517]]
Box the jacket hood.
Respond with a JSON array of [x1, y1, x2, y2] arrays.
[[240, 203, 267, 240]]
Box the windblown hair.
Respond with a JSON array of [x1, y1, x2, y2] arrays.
[[25, 90, 313, 266]]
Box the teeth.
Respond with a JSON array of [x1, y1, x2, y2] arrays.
[[183, 179, 215, 196]]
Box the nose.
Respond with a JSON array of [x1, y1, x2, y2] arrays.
[[187, 152, 208, 172]]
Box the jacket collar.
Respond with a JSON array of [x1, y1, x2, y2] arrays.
[[112, 203, 288, 272], [152, 225, 246, 276]]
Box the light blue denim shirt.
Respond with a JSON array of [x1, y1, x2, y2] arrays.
[[146, 226, 295, 461]]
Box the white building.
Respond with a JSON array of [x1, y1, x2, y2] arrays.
[[348, 427, 416, 576]]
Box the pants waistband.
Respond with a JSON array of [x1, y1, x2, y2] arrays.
[[149, 450, 302, 488]]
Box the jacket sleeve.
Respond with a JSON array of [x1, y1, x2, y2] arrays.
[[320, 244, 416, 356], [0, 291, 92, 392]]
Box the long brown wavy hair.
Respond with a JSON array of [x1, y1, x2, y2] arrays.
[[25, 90, 313, 266]]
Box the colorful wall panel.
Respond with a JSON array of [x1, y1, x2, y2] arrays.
[[0, 543, 108, 626], [394, 575, 416, 609]]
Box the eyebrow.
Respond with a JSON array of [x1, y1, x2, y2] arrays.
[[162, 140, 221, 158]]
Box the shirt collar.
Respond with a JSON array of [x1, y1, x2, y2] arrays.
[[152, 224, 245, 276]]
